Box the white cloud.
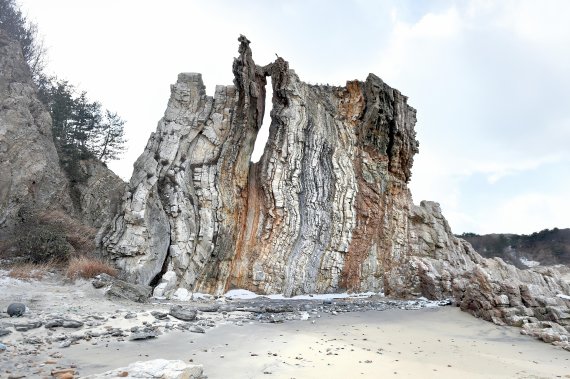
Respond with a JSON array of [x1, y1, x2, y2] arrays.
[[468, 154, 566, 184], [383, 0, 570, 233], [482, 193, 570, 234]]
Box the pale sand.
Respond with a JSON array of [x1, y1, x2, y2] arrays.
[[60, 307, 570, 379]]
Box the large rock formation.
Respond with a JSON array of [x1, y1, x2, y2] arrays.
[[0, 30, 125, 248], [101, 35, 418, 293], [102, 36, 570, 340], [0, 29, 71, 234]]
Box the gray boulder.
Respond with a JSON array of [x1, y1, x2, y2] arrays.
[[129, 326, 160, 341], [105, 279, 151, 303], [92, 273, 115, 288], [7, 303, 26, 317], [169, 305, 197, 321], [14, 320, 42, 331], [45, 318, 84, 329]]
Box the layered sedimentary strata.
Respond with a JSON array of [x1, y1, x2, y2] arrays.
[[404, 201, 570, 335], [101, 36, 570, 336], [101, 35, 418, 295]]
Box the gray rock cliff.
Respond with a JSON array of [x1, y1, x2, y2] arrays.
[[0, 29, 71, 234], [0, 30, 125, 248], [102, 36, 570, 344], [75, 159, 126, 229]]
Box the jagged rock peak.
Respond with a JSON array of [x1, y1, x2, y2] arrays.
[[101, 37, 570, 341], [101, 35, 418, 294]]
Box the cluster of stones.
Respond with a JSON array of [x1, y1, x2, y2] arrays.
[[1, 288, 450, 378]]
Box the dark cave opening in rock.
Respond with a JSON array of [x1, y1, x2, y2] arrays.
[[251, 76, 273, 163]]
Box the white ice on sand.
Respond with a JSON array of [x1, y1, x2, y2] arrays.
[[83, 359, 203, 379], [158, 287, 450, 308], [222, 289, 381, 300]]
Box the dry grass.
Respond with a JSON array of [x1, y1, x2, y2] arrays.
[[66, 256, 118, 280], [8, 262, 54, 281]]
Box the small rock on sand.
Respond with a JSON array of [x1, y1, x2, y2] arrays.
[[169, 305, 197, 321], [7, 303, 26, 317], [14, 320, 42, 331], [51, 368, 76, 379]]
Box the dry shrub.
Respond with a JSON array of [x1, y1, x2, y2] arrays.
[[10, 208, 97, 264], [16, 223, 70, 263], [8, 262, 54, 281], [38, 210, 97, 254], [66, 256, 117, 280]]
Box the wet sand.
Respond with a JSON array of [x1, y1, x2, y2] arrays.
[[61, 307, 570, 378]]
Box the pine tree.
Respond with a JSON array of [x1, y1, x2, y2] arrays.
[[96, 111, 126, 163], [0, 0, 45, 80], [2, 0, 126, 169]]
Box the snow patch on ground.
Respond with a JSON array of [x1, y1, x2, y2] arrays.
[[222, 289, 383, 300], [224, 289, 259, 299], [0, 270, 24, 286], [520, 257, 540, 268]]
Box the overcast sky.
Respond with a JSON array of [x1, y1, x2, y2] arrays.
[[18, 0, 570, 235]]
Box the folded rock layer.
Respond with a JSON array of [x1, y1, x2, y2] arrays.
[[102, 36, 570, 336]]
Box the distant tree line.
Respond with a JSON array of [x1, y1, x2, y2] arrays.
[[458, 227, 563, 241], [1, 0, 126, 181], [459, 228, 570, 266]]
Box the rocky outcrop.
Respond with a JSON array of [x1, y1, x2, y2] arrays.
[[0, 29, 71, 234], [0, 30, 125, 251], [101, 36, 570, 339], [401, 201, 570, 345], [101, 35, 418, 294], [75, 159, 126, 228]]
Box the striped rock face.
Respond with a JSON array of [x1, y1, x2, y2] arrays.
[[101, 36, 418, 296], [101, 37, 570, 331]]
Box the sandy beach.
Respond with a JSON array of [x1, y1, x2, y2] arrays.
[[1, 273, 569, 378], [61, 307, 570, 378]]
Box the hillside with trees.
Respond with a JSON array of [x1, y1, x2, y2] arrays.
[[37, 79, 126, 179], [1, 0, 126, 175], [1, 0, 126, 266], [459, 228, 570, 269]]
